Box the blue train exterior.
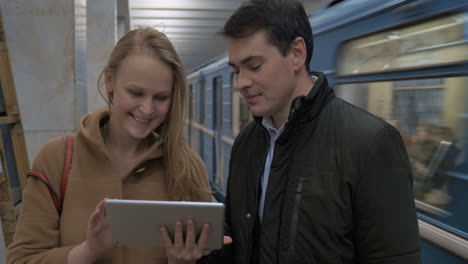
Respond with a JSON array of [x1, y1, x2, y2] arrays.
[[186, 0, 468, 262]]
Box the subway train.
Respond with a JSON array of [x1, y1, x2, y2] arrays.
[[184, 0, 468, 262]]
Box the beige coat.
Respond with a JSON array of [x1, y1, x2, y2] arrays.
[[7, 108, 211, 264]]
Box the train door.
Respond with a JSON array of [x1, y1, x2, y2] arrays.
[[212, 76, 224, 188]]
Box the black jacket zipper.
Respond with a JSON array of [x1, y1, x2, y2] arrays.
[[289, 176, 304, 253], [246, 128, 270, 264]]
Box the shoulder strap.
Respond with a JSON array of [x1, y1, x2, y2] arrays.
[[61, 136, 73, 207], [27, 135, 73, 215]]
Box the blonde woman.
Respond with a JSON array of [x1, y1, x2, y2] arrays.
[[7, 27, 212, 264]]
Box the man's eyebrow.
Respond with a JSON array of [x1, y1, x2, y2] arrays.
[[229, 56, 262, 67], [241, 56, 262, 65]]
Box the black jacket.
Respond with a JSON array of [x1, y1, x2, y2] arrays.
[[200, 72, 420, 264]]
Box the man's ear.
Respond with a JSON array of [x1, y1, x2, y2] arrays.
[[290, 37, 307, 72]]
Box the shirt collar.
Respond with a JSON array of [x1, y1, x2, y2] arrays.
[[262, 116, 285, 136]]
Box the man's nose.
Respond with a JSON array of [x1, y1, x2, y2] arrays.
[[236, 70, 252, 90]]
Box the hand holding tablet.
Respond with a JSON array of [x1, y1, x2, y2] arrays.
[[160, 218, 210, 263]]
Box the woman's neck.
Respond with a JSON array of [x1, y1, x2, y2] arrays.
[[103, 117, 147, 157]]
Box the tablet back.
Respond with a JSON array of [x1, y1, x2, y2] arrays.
[[105, 199, 225, 249]]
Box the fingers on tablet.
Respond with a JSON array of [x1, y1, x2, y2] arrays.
[[174, 220, 184, 247], [161, 220, 211, 252], [160, 226, 173, 249], [223, 235, 233, 245], [185, 219, 196, 248], [197, 223, 210, 250]]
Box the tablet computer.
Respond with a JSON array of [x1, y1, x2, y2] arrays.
[[105, 199, 225, 249]]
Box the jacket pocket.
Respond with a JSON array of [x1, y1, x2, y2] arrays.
[[284, 167, 352, 262]]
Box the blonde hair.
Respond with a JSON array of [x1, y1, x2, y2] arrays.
[[97, 27, 210, 201]]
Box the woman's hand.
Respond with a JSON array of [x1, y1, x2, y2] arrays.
[[86, 198, 113, 258], [68, 198, 113, 264], [161, 219, 233, 264], [161, 219, 209, 264]]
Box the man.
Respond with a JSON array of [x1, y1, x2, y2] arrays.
[[201, 0, 421, 263]]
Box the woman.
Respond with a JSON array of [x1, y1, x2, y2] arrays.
[[7, 27, 212, 264]]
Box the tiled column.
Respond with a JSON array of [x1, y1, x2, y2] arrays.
[[0, 0, 87, 163], [86, 0, 117, 114]]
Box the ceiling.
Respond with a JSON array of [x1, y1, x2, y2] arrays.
[[129, 0, 329, 72]]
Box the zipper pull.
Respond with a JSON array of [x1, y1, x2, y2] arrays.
[[296, 177, 304, 193]]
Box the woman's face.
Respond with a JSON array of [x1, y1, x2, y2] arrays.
[[106, 52, 173, 140]]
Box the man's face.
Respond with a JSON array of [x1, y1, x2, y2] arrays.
[[228, 30, 297, 120]]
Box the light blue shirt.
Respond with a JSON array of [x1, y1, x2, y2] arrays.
[[258, 116, 285, 222]]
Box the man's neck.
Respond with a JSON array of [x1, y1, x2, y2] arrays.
[[296, 72, 316, 97], [270, 73, 316, 129]]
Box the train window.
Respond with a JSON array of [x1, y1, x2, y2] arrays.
[[204, 79, 210, 127], [213, 76, 223, 129], [198, 81, 205, 124], [337, 14, 468, 75], [192, 82, 199, 123], [335, 77, 468, 234], [186, 84, 192, 121], [231, 72, 252, 136]]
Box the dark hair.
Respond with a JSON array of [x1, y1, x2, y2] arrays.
[[222, 0, 314, 72]]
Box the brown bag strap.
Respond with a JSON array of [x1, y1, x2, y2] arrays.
[[27, 135, 73, 215], [60, 136, 73, 206]]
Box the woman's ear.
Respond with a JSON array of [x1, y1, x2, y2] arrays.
[[104, 69, 114, 94], [290, 37, 307, 72]]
